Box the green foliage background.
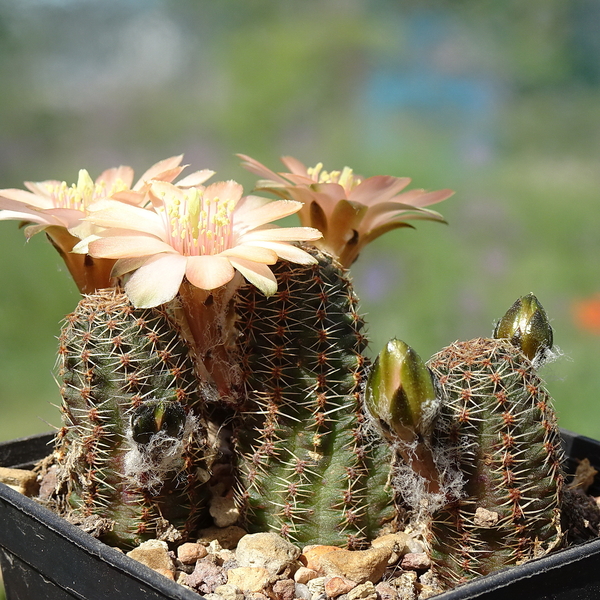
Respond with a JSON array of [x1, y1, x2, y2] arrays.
[[1, 0, 600, 442]]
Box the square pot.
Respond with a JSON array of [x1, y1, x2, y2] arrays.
[[1, 430, 599, 600]]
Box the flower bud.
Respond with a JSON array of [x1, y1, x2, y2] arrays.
[[365, 339, 437, 443], [493, 293, 553, 362], [130, 400, 187, 445]]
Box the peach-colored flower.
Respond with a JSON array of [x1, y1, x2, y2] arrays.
[[239, 154, 453, 267], [0, 156, 211, 294], [80, 179, 322, 307], [0, 155, 199, 239]]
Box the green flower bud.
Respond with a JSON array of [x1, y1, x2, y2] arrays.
[[131, 400, 187, 445], [493, 293, 553, 362], [365, 338, 437, 443]]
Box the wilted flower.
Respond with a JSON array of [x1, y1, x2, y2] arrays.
[[80, 179, 322, 307], [0, 156, 203, 293], [239, 154, 453, 267]]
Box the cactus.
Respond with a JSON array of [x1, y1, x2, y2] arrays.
[[426, 295, 564, 587], [53, 289, 211, 548], [233, 247, 395, 548]]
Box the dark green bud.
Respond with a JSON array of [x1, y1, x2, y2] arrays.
[[365, 338, 437, 443], [131, 400, 187, 445], [493, 293, 553, 362]]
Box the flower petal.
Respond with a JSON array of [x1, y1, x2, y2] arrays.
[[185, 255, 236, 290], [0, 188, 54, 210], [221, 245, 278, 264], [229, 257, 277, 296], [235, 199, 303, 232], [133, 155, 184, 189], [125, 253, 187, 308], [279, 155, 309, 176], [349, 176, 412, 205], [238, 154, 288, 185], [245, 241, 317, 265], [111, 256, 149, 278], [0, 208, 59, 227], [240, 226, 322, 243], [88, 232, 176, 258], [97, 166, 134, 189], [175, 170, 215, 188], [204, 180, 244, 205], [85, 199, 166, 239]]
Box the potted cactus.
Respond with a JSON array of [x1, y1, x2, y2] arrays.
[[0, 154, 599, 600]]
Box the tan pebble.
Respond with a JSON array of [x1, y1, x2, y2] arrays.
[[0, 467, 39, 496], [127, 540, 174, 574], [235, 532, 301, 575], [294, 566, 319, 584], [218, 548, 237, 564], [210, 494, 241, 528], [177, 542, 208, 564], [324, 575, 357, 598], [400, 553, 431, 571], [227, 567, 272, 592], [300, 545, 344, 572], [155, 568, 175, 580], [418, 570, 444, 598], [389, 571, 418, 600], [473, 506, 500, 528], [306, 576, 327, 596], [214, 583, 245, 600], [347, 581, 377, 600], [371, 533, 411, 553], [375, 581, 398, 600], [197, 525, 247, 549], [272, 578, 296, 600], [318, 547, 391, 584]]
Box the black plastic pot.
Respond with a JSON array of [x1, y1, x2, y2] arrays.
[[1, 430, 600, 600]]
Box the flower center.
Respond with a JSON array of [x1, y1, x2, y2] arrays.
[[306, 163, 362, 193], [161, 187, 235, 256], [45, 170, 128, 212]]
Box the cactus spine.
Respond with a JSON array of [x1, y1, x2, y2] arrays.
[[54, 289, 210, 548], [426, 306, 564, 586], [233, 248, 394, 548]]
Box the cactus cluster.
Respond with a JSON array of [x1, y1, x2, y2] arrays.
[[53, 289, 211, 548], [365, 293, 564, 588], [20, 154, 569, 591], [50, 254, 568, 592]]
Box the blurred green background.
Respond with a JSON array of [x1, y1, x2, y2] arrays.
[[1, 0, 600, 446]]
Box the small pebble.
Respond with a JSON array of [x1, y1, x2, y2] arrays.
[[126, 539, 174, 576], [197, 525, 247, 549], [186, 558, 227, 594], [295, 566, 320, 584], [272, 578, 296, 600], [400, 553, 431, 571], [324, 575, 356, 598], [375, 581, 399, 600], [227, 566, 272, 592], [214, 583, 245, 600], [177, 542, 208, 564], [347, 581, 377, 600], [295, 582, 312, 600]]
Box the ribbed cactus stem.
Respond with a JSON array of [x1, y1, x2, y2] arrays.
[[427, 333, 564, 587], [54, 289, 211, 548], [234, 248, 394, 548]]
